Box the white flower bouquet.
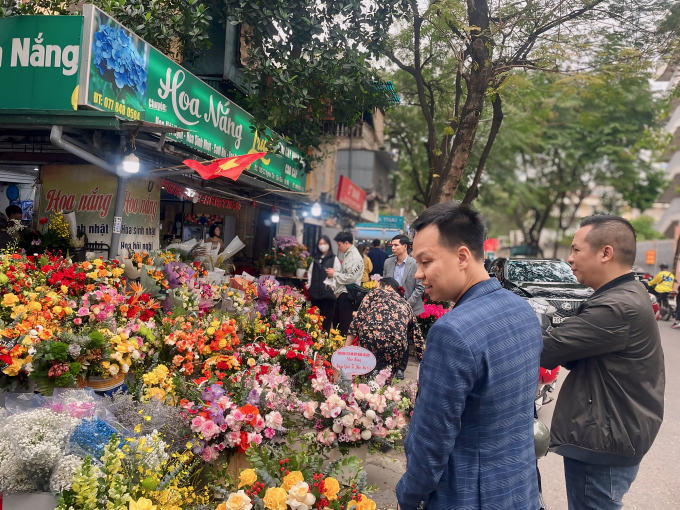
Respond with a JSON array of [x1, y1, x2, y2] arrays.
[[6, 407, 71, 490]]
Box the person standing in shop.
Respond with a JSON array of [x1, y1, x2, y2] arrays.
[[326, 231, 364, 335], [383, 234, 424, 379], [307, 235, 340, 332], [205, 224, 225, 250]]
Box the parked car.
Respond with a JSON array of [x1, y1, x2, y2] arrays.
[[489, 258, 593, 326]]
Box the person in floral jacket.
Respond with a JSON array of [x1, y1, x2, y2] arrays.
[[346, 277, 424, 378]]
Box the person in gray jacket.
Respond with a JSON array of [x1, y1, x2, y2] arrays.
[[326, 231, 364, 335], [384, 234, 425, 379], [541, 215, 665, 510]]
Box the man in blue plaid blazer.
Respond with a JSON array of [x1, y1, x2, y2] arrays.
[[397, 203, 542, 510]]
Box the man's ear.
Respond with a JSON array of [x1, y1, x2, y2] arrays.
[[458, 245, 473, 270], [601, 244, 615, 263]]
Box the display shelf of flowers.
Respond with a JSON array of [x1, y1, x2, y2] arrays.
[[0, 251, 418, 507], [184, 213, 222, 226], [258, 237, 310, 278]]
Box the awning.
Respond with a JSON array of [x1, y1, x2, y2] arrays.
[[0, 109, 186, 134]]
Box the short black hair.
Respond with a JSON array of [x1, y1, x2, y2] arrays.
[[411, 202, 485, 260], [5, 205, 21, 217], [580, 215, 636, 267], [378, 277, 404, 297], [334, 231, 353, 244], [660, 263, 669, 270], [372, 239, 381, 247], [391, 234, 410, 247]]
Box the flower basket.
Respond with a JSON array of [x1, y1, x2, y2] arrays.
[[261, 266, 271, 275], [271, 265, 281, 276], [296, 268, 307, 278], [282, 270, 295, 278], [85, 372, 126, 392]]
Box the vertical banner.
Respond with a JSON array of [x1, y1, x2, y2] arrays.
[[39, 165, 160, 254], [78, 4, 306, 192]]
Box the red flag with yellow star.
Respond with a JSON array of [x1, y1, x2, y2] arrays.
[[183, 152, 266, 180]]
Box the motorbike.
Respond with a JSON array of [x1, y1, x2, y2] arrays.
[[640, 277, 674, 321], [528, 298, 559, 510]]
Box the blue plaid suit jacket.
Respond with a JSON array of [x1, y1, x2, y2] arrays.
[[396, 278, 542, 510]]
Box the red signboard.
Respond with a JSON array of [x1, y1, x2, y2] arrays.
[[161, 179, 241, 210], [336, 175, 366, 213]]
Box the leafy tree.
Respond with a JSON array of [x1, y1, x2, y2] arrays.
[[222, 0, 407, 160], [384, 0, 673, 205], [630, 215, 666, 241], [479, 69, 668, 256]]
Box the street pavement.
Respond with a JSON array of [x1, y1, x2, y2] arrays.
[[363, 320, 680, 509]]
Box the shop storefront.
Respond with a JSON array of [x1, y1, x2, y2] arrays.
[[0, 7, 312, 268]]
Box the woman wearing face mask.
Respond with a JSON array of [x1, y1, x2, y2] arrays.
[[307, 235, 340, 332]]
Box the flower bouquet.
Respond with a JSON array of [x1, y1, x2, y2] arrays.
[[218, 434, 374, 510], [418, 302, 451, 337], [306, 367, 410, 452], [28, 330, 110, 395], [2, 397, 71, 491], [176, 363, 304, 470], [55, 434, 206, 510], [76, 258, 126, 291], [141, 267, 169, 300], [120, 251, 155, 280], [165, 261, 196, 289]]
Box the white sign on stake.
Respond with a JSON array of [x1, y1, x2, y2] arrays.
[[331, 346, 376, 377]]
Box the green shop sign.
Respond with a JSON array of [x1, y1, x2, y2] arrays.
[[77, 4, 306, 192], [0, 15, 83, 110], [356, 215, 405, 230]]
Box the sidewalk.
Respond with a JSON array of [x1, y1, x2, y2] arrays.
[[364, 357, 419, 509]]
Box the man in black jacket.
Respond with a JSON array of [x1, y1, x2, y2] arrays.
[[541, 215, 665, 509]]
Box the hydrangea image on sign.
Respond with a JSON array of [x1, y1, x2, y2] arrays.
[[93, 25, 147, 98], [84, 7, 150, 120]]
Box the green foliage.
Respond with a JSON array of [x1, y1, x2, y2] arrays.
[[224, 0, 407, 158], [478, 66, 669, 251], [50, 342, 69, 362], [93, 0, 213, 63], [631, 215, 666, 241], [0, 0, 79, 16]]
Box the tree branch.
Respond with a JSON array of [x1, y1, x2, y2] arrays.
[[510, 1, 607, 64]]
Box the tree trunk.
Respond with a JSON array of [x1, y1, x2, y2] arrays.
[[462, 94, 503, 205], [431, 0, 492, 205]]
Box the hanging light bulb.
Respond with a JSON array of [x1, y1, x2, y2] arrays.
[[311, 201, 322, 217], [122, 152, 140, 173], [271, 205, 280, 223]]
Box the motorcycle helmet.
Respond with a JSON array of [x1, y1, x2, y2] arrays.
[[534, 419, 550, 458]]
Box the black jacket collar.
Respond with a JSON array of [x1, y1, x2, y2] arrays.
[[591, 272, 636, 298]]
